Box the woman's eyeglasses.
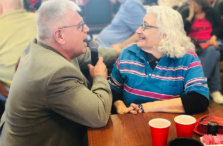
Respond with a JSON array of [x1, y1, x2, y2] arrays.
[[140, 21, 158, 31]]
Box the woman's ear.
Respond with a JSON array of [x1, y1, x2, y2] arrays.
[[54, 29, 65, 44]]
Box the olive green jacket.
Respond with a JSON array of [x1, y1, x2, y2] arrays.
[[0, 39, 118, 146]]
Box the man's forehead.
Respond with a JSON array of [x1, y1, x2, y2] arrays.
[[68, 10, 79, 17], [67, 10, 82, 22]]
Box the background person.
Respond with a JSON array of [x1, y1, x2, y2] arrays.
[[96, 0, 146, 48], [0, 0, 37, 115], [181, 0, 223, 104]]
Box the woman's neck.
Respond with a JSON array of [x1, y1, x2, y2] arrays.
[[152, 51, 163, 59], [143, 48, 163, 59], [195, 11, 205, 19]]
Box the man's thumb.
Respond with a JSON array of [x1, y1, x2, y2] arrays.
[[88, 64, 93, 69]]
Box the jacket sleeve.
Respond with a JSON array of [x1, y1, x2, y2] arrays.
[[76, 47, 118, 71], [181, 92, 209, 114], [180, 6, 193, 34], [46, 66, 112, 128]]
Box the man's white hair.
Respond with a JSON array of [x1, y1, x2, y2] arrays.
[[36, 0, 80, 41], [146, 6, 195, 58]]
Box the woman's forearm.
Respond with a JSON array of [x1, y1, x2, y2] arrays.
[[142, 98, 185, 113]]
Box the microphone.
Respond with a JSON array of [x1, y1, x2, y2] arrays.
[[87, 40, 99, 66]]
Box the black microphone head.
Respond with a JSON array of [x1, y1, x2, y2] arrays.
[[87, 40, 99, 51], [87, 40, 99, 66]]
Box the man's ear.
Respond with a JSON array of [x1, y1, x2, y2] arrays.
[[54, 29, 65, 44]]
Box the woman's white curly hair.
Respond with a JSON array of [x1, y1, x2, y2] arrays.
[[146, 6, 195, 58]]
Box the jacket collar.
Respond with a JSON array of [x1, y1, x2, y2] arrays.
[[36, 39, 71, 62]]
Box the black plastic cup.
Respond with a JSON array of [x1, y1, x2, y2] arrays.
[[168, 137, 204, 146]]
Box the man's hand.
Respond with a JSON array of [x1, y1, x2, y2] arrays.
[[114, 100, 138, 114], [117, 105, 136, 114], [88, 57, 108, 79]]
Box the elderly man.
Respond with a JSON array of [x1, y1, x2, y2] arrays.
[[0, 0, 36, 110], [0, 0, 118, 145]]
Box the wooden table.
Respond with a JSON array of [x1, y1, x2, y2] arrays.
[[88, 102, 223, 146]]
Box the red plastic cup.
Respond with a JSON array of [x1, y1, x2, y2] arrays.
[[174, 115, 196, 137], [149, 118, 171, 146]]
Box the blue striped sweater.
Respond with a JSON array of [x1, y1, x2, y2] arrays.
[[109, 44, 209, 106]]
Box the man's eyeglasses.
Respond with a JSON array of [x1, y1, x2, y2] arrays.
[[58, 20, 85, 32], [140, 21, 158, 31]]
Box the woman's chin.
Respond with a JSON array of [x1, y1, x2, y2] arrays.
[[136, 42, 143, 48]]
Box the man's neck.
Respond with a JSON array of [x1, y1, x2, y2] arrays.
[[38, 39, 72, 62]]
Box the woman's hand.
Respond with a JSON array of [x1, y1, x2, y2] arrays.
[[117, 103, 144, 115], [128, 103, 140, 114]]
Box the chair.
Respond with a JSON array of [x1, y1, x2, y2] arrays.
[[83, 0, 113, 36], [0, 82, 8, 98], [0, 82, 7, 118]]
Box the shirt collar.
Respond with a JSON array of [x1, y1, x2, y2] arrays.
[[128, 44, 164, 62], [128, 44, 146, 61], [146, 52, 160, 63]]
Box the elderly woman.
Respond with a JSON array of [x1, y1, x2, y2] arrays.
[[181, 0, 223, 104], [109, 6, 209, 114]]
